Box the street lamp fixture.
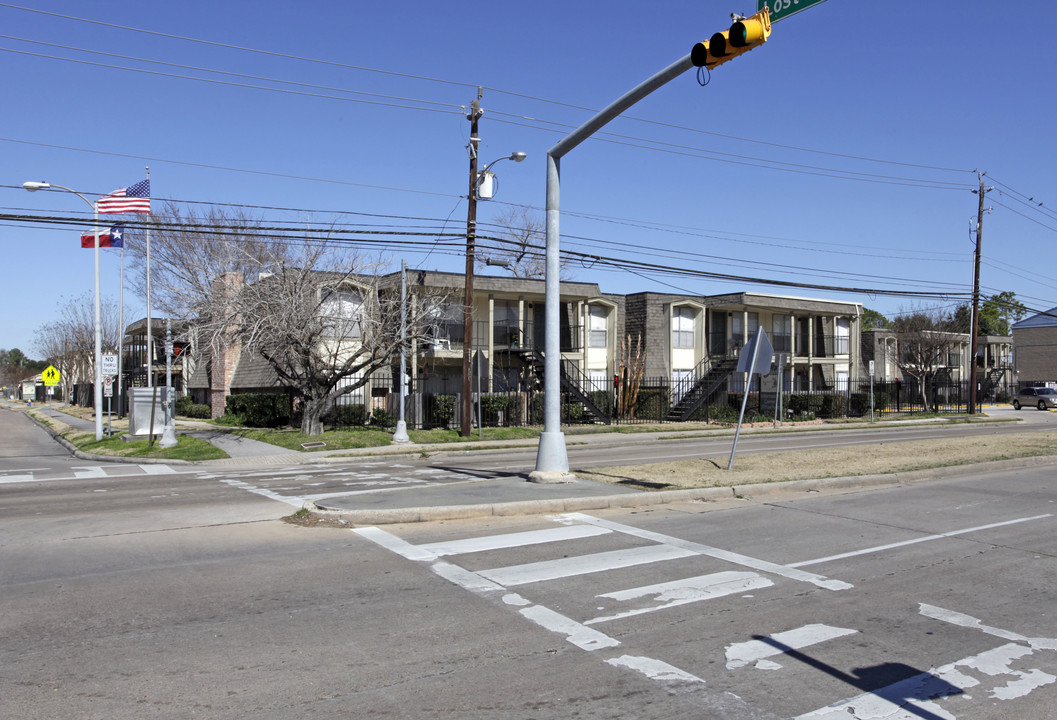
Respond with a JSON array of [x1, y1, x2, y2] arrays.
[[22, 180, 106, 441]]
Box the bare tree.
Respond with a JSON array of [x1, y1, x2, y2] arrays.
[[122, 202, 288, 321], [34, 292, 122, 400], [477, 207, 572, 279], [214, 244, 446, 435], [887, 307, 963, 410], [124, 206, 448, 434]]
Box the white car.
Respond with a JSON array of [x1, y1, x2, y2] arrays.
[[1012, 387, 1057, 411]]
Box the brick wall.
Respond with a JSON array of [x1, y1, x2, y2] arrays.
[[1013, 326, 1057, 384]]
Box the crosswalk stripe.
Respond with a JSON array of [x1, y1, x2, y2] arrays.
[[137, 464, 176, 474], [565, 512, 854, 591], [586, 571, 774, 625], [421, 525, 612, 557], [478, 544, 697, 587]]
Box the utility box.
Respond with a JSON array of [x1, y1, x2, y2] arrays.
[[128, 387, 170, 436]]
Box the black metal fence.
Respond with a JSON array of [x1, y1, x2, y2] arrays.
[[330, 372, 977, 430]]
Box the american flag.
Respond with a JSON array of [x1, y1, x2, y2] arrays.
[[97, 179, 150, 213]]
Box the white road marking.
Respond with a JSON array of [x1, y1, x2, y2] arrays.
[[517, 604, 620, 651], [919, 603, 1057, 651], [71, 466, 107, 478], [725, 624, 858, 670], [478, 544, 698, 587], [799, 605, 1057, 718], [606, 655, 705, 684], [353, 527, 437, 561], [136, 464, 176, 474], [214, 478, 303, 507], [586, 571, 774, 625], [420, 525, 612, 557], [431, 561, 506, 593], [0, 475, 35, 484], [789, 514, 1054, 568], [564, 513, 853, 591]]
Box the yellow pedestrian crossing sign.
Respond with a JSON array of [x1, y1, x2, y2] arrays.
[[42, 365, 61, 387]]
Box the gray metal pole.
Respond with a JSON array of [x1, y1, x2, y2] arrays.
[[729, 329, 764, 471], [93, 203, 103, 441], [393, 260, 411, 443], [117, 242, 125, 418], [159, 319, 177, 447], [530, 54, 693, 483], [145, 167, 153, 392]]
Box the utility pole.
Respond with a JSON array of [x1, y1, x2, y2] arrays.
[[968, 172, 991, 415], [461, 89, 482, 437]]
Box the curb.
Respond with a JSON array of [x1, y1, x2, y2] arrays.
[[308, 454, 1057, 525]]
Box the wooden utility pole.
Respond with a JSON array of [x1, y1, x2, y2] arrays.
[[461, 89, 482, 437], [968, 173, 990, 415]]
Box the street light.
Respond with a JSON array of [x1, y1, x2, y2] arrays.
[[461, 120, 526, 437], [23, 180, 106, 441]]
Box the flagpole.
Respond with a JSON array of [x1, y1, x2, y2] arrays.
[[117, 240, 125, 418], [145, 166, 153, 392], [93, 202, 104, 441]]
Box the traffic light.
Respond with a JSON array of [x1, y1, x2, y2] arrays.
[[691, 8, 772, 69]]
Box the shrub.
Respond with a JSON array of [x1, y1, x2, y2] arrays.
[[186, 403, 211, 419], [175, 395, 195, 415], [787, 393, 824, 417], [369, 408, 395, 428], [562, 401, 585, 424], [225, 393, 292, 428], [327, 404, 367, 428], [586, 390, 613, 419], [850, 391, 889, 416], [429, 394, 457, 428], [480, 394, 521, 426], [629, 387, 670, 421]]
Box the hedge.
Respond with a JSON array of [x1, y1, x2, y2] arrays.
[[225, 393, 292, 428]]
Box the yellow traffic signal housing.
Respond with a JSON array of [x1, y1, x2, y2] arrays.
[[691, 7, 772, 68]]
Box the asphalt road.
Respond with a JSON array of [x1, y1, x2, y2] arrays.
[[3, 403, 1057, 718]]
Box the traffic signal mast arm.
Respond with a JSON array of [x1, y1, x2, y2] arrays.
[[691, 7, 772, 69]]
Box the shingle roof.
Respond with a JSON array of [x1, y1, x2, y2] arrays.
[[1012, 306, 1057, 330]]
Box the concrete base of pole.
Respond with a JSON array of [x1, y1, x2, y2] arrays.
[[159, 422, 178, 448], [529, 431, 575, 483], [392, 420, 411, 444]]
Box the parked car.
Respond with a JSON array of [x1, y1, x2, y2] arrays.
[[1012, 387, 1057, 410]]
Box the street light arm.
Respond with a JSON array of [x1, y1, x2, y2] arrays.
[[22, 181, 96, 211], [479, 151, 527, 176]]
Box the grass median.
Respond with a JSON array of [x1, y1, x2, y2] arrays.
[[575, 430, 1057, 490]]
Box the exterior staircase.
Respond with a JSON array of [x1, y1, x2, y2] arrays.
[[513, 348, 611, 425], [665, 357, 738, 422]]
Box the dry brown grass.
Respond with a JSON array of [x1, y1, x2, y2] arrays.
[[575, 430, 1057, 490]]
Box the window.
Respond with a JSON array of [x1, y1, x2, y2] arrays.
[[320, 287, 362, 339], [835, 317, 850, 355], [773, 315, 792, 353], [588, 306, 608, 348], [732, 312, 759, 339], [493, 300, 519, 346], [672, 307, 695, 349]]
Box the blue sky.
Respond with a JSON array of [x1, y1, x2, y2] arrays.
[[3, 0, 1055, 356]]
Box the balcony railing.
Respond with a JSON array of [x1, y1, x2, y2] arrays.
[[425, 320, 583, 353]]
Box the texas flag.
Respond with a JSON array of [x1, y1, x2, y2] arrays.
[[80, 224, 125, 248]]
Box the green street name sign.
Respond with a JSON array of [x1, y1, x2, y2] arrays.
[[759, 0, 828, 23]]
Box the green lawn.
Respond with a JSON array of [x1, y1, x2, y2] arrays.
[[69, 431, 228, 461], [221, 425, 541, 451]]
